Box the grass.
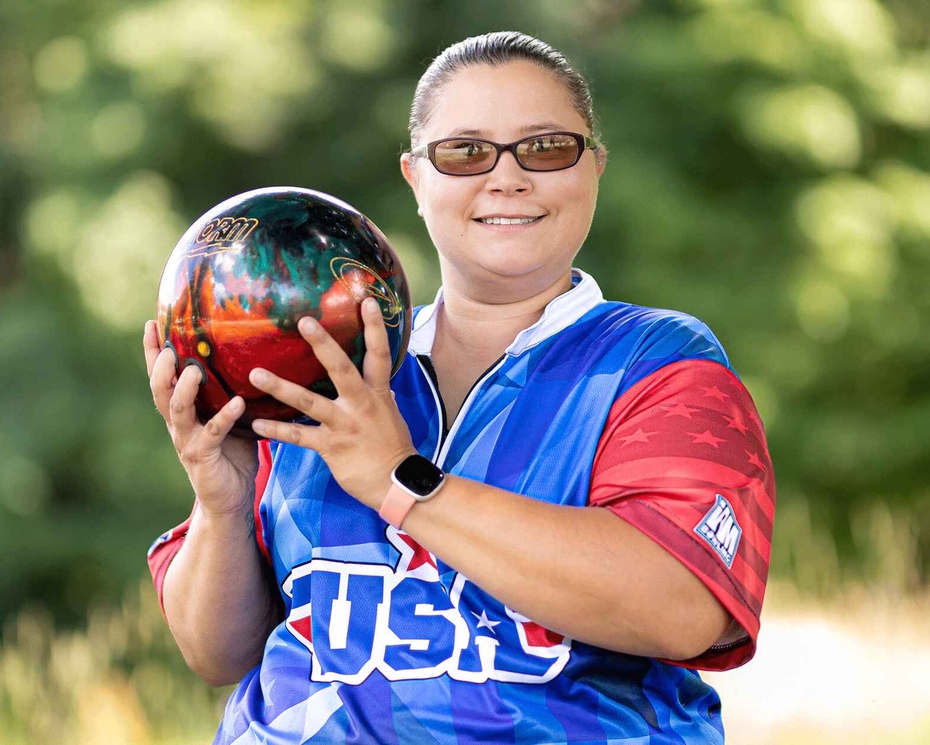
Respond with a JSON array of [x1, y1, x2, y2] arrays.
[[0, 580, 227, 745]]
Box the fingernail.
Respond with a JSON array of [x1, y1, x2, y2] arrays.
[[364, 297, 380, 314], [250, 369, 268, 384], [252, 420, 270, 434], [299, 316, 319, 333]]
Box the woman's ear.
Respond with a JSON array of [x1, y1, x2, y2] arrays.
[[400, 152, 419, 192], [594, 146, 607, 177], [401, 153, 425, 217]]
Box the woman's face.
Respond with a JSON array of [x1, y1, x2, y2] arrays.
[[402, 61, 605, 300]]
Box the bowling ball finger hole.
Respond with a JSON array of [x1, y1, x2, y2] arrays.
[[163, 339, 179, 367], [183, 358, 208, 386]]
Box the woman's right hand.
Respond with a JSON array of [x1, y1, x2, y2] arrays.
[[144, 320, 259, 515]]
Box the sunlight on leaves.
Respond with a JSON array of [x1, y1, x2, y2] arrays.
[[104, 0, 320, 150], [795, 176, 896, 296], [33, 36, 88, 93], [786, 0, 896, 60], [71, 173, 185, 330], [791, 273, 850, 342], [735, 84, 861, 169], [874, 161, 930, 244], [90, 102, 147, 160], [860, 58, 930, 130], [320, 0, 395, 73], [690, 8, 811, 73]]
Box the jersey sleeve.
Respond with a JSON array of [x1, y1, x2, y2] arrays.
[[146, 439, 275, 614], [589, 359, 775, 671]]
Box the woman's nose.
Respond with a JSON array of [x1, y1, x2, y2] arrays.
[[484, 150, 533, 194]]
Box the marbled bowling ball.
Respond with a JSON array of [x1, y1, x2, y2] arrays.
[[156, 186, 411, 436]]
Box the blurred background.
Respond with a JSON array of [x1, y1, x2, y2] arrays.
[[1, 0, 928, 742]]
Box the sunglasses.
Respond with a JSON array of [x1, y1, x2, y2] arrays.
[[410, 131, 600, 176]]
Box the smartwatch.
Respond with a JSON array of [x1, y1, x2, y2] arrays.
[[379, 454, 446, 529]]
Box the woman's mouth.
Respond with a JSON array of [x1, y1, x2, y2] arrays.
[[475, 215, 545, 225]]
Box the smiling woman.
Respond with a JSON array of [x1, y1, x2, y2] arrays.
[[401, 60, 604, 305], [144, 31, 776, 745]]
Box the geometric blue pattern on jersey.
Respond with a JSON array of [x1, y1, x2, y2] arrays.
[[214, 272, 732, 744]]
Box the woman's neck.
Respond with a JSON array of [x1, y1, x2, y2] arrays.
[[426, 271, 573, 423], [433, 270, 574, 360]]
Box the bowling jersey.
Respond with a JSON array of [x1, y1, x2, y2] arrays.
[[148, 269, 775, 744]]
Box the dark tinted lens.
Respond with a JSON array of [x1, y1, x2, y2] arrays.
[[516, 134, 581, 170], [432, 139, 497, 174]]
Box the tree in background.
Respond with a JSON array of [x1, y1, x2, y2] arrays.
[[0, 0, 929, 628]]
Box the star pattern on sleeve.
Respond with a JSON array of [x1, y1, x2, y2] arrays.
[[746, 450, 766, 471], [618, 428, 659, 446], [662, 402, 698, 419], [600, 369, 770, 475], [702, 386, 730, 402], [724, 415, 750, 435], [589, 358, 776, 671], [688, 430, 726, 448]]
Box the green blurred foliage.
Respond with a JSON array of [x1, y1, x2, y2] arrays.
[[1, 0, 929, 630]]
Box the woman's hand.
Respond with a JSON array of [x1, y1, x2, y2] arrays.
[[248, 297, 415, 509], [144, 321, 259, 516]]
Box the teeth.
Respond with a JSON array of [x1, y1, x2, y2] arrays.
[[479, 216, 540, 225]]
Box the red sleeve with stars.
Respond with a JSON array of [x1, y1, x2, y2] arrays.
[[589, 359, 775, 671], [147, 439, 275, 614]]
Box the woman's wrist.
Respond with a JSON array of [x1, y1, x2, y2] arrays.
[[193, 489, 256, 532]]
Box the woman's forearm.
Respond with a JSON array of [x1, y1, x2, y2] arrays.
[[162, 495, 282, 686], [402, 476, 731, 660]]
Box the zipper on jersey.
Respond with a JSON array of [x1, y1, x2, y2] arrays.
[[414, 353, 506, 467], [415, 355, 447, 462]]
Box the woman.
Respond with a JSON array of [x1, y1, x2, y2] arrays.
[[146, 31, 775, 744]]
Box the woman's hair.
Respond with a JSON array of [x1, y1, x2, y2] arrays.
[[408, 31, 598, 146]]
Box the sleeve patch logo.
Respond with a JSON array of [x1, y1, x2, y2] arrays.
[[146, 529, 175, 558], [695, 494, 742, 569]]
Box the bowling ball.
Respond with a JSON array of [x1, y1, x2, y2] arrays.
[[155, 186, 411, 437]]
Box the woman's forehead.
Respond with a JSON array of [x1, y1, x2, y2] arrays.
[[425, 61, 586, 138]]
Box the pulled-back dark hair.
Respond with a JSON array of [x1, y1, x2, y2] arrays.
[[408, 31, 599, 146]]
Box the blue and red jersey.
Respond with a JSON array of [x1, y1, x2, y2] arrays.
[[148, 270, 775, 744]]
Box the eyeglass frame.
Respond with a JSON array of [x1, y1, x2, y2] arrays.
[[409, 131, 601, 176]]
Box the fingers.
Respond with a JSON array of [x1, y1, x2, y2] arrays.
[[199, 395, 245, 449], [150, 345, 179, 420], [297, 315, 366, 398], [249, 368, 337, 423], [169, 364, 204, 436], [143, 321, 161, 377], [361, 298, 393, 390], [251, 417, 322, 450], [251, 302, 395, 440]]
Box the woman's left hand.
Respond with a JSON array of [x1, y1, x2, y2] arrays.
[[248, 297, 416, 510]]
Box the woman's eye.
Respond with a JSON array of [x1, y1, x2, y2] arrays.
[[529, 138, 552, 153], [445, 141, 482, 157]]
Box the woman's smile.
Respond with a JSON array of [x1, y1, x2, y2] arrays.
[[473, 213, 547, 229]]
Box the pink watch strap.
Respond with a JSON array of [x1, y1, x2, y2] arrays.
[[379, 483, 417, 529]]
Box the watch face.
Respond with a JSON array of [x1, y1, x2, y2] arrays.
[[394, 455, 444, 497]]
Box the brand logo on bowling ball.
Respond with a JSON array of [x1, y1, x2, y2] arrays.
[[188, 217, 261, 257], [330, 257, 403, 328]]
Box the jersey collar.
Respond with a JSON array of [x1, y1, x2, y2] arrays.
[[408, 269, 605, 357]]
